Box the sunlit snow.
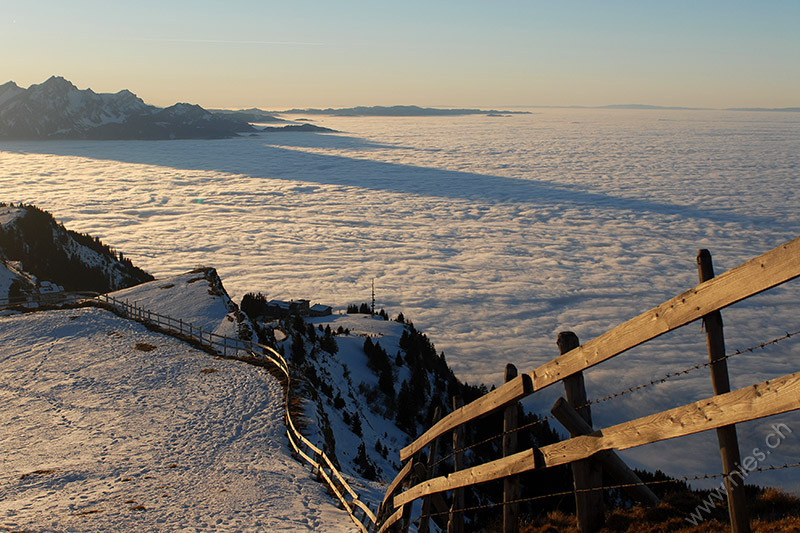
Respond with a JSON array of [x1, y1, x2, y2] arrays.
[[0, 307, 357, 532]]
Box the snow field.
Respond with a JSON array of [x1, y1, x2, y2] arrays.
[[0, 307, 357, 532]]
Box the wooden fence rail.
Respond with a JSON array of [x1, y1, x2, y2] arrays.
[[383, 236, 800, 533]]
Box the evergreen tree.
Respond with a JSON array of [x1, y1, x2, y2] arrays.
[[395, 380, 418, 436], [241, 292, 269, 319], [320, 328, 338, 354], [290, 333, 306, 364], [350, 413, 363, 437], [354, 443, 378, 480]]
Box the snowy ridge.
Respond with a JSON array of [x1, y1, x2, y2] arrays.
[[108, 267, 256, 342]]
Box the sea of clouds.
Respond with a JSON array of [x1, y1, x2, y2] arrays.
[[2, 109, 799, 490]]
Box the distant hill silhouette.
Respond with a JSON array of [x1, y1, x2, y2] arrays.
[[275, 104, 530, 116]]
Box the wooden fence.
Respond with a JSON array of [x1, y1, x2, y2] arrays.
[[376, 236, 800, 533]]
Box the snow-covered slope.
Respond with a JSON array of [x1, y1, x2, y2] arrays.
[[298, 314, 413, 479], [257, 309, 480, 495], [108, 267, 256, 342], [0, 260, 36, 302], [0, 307, 357, 532], [0, 205, 23, 229], [0, 204, 154, 294]]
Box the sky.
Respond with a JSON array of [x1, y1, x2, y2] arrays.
[[2, 0, 799, 109]]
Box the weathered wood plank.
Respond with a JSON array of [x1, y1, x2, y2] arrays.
[[394, 370, 800, 508], [288, 431, 368, 533], [400, 374, 532, 461], [351, 498, 377, 526], [531, 236, 800, 388], [377, 507, 404, 533], [398, 236, 800, 464], [543, 370, 800, 465], [382, 459, 415, 507], [395, 448, 539, 508], [419, 407, 442, 533]]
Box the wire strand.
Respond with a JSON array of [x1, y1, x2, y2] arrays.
[[578, 328, 800, 410], [412, 461, 800, 521]]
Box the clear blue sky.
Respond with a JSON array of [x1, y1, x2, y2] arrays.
[[2, 0, 798, 109]]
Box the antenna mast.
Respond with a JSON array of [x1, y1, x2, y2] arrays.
[[371, 278, 375, 315]]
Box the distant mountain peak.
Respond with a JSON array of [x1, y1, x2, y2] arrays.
[[38, 75, 78, 92], [0, 76, 254, 140], [0, 81, 24, 107], [162, 102, 209, 116]]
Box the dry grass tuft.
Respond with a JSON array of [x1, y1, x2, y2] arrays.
[[520, 488, 800, 533], [19, 469, 57, 480], [134, 342, 157, 352], [522, 510, 578, 532], [750, 487, 800, 521], [73, 509, 103, 516]]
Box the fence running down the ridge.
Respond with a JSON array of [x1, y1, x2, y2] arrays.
[[375, 236, 800, 533], [92, 294, 379, 533]]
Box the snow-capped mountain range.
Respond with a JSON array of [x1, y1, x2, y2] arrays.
[[0, 76, 255, 140]]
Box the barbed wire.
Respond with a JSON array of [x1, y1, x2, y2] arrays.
[[422, 328, 800, 474], [578, 327, 800, 410], [410, 461, 800, 523], [428, 413, 560, 470]]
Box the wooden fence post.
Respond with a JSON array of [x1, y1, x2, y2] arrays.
[[419, 407, 442, 533], [558, 331, 604, 533], [697, 249, 750, 533], [401, 455, 427, 533], [448, 396, 465, 533], [503, 364, 520, 533]]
